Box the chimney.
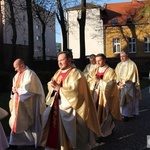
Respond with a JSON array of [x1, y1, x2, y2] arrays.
[[132, 0, 137, 3]]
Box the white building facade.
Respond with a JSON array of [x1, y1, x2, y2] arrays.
[[66, 3, 104, 59]]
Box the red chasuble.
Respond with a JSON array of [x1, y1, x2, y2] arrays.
[[97, 71, 105, 79], [46, 69, 71, 149], [95, 69, 106, 109]]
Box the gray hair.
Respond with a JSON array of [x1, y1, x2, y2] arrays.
[[120, 50, 128, 55]]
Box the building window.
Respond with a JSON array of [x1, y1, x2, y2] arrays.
[[111, 19, 118, 25], [23, 40, 27, 45], [23, 28, 26, 33], [36, 35, 41, 41], [36, 46, 41, 51], [113, 38, 121, 53], [128, 38, 136, 53], [35, 24, 40, 30], [144, 37, 150, 52], [23, 15, 26, 21]]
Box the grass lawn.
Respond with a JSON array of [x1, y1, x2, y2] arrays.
[[0, 78, 149, 136]]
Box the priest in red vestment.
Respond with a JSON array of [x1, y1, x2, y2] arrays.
[[40, 51, 102, 150]]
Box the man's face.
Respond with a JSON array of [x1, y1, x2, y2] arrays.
[[58, 53, 71, 70], [120, 53, 128, 62], [89, 58, 96, 65], [96, 56, 105, 67], [13, 63, 24, 73]]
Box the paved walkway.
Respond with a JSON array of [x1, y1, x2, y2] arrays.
[[92, 87, 150, 150]]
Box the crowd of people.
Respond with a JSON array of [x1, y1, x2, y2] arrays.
[[0, 50, 141, 150]]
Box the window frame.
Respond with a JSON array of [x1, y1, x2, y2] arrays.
[[35, 24, 40, 30], [113, 38, 121, 53], [36, 35, 41, 41], [144, 37, 150, 53], [128, 37, 137, 53]]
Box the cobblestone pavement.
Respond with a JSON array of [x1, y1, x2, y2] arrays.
[[92, 87, 150, 150]]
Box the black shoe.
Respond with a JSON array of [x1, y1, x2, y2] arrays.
[[123, 116, 130, 122], [6, 145, 18, 150], [96, 137, 102, 143]]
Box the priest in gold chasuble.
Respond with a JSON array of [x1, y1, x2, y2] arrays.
[[40, 51, 101, 150], [87, 54, 122, 138]]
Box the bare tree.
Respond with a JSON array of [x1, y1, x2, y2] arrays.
[[54, 0, 83, 52], [55, 0, 68, 51], [25, 0, 34, 66], [77, 0, 86, 65], [32, 0, 55, 61], [7, 0, 17, 63]]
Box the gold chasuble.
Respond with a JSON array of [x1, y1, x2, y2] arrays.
[[88, 65, 122, 137], [40, 65, 102, 150]]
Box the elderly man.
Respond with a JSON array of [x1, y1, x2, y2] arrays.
[[9, 58, 46, 148], [115, 51, 141, 121], [87, 53, 121, 140], [40, 51, 101, 150], [83, 54, 97, 79]]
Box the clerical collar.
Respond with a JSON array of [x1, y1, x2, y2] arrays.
[[121, 60, 128, 65], [61, 67, 71, 73], [91, 64, 96, 66], [122, 58, 129, 64], [98, 65, 107, 72], [61, 64, 73, 73]]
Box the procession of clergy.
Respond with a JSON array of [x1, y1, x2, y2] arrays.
[[0, 50, 141, 150]]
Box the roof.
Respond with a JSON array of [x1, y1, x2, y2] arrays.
[[103, 0, 145, 26], [65, 2, 102, 11]]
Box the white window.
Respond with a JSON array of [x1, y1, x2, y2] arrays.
[[36, 35, 41, 41], [35, 24, 40, 30], [128, 38, 136, 53], [113, 38, 121, 53], [144, 37, 150, 52]]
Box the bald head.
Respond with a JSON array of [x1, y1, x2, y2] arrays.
[[13, 58, 24, 66], [13, 59, 25, 73]]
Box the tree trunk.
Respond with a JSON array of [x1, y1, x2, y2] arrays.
[[77, 0, 86, 69], [7, 0, 17, 65], [56, 0, 68, 51], [26, 0, 34, 67]]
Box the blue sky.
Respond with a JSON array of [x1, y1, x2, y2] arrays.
[[56, 0, 132, 43]]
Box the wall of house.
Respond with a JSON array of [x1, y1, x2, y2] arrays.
[[105, 24, 150, 58], [67, 8, 104, 58]]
